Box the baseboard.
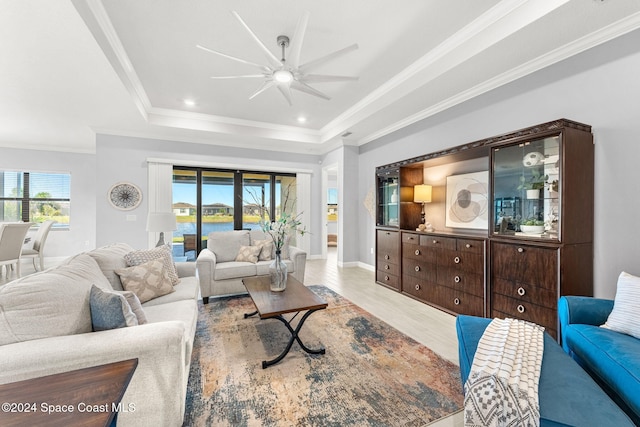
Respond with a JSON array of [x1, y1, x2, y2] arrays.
[[357, 262, 375, 272], [307, 254, 323, 260]]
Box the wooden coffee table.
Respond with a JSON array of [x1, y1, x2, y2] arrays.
[[242, 275, 328, 368], [0, 359, 137, 427]]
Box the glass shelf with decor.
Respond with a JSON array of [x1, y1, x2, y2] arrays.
[[492, 135, 560, 240], [376, 168, 400, 228]]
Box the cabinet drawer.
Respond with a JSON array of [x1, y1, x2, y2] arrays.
[[376, 271, 399, 289], [403, 243, 437, 263], [420, 235, 456, 250], [492, 294, 556, 331], [402, 232, 421, 245], [491, 242, 558, 290], [457, 238, 484, 255], [437, 268, 484, 297], [377, 230, 399, 258], [377, 262, 400, 277], [438, 250, 484, 272], [377, 252, 400, 266], [402, 275, 436, 301], [402, 258, 437, 282], [435, 286, 484, 317], [493, 277, 556, 308]]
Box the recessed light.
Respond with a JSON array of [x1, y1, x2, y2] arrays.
[[297, 116, 307, 123], [184, 99, 196, 107]]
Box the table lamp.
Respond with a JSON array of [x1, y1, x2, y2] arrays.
[[413, 184, 432, 225], [147, 212, 177, 247]]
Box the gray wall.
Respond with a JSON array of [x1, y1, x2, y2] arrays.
[[357, 28, 640, 298], [0, 147, 96, 256], [95, 134, 323, 253]]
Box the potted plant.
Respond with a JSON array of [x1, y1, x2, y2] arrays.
[[517, 170, 549, 199], [520, 218, 545, 234]]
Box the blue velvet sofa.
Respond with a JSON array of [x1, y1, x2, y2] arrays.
[[559, 296, 640, 425], [456, 315, 634, 426]]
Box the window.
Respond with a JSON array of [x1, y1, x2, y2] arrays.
[[0, 170, 70, 228], [172, 167, 296, 260]]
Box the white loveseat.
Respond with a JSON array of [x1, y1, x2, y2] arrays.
[[0, 243, 198, 427], [196, 229, 307, 303]]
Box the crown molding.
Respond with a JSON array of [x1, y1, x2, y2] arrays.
[[356, 9, 640, 146]]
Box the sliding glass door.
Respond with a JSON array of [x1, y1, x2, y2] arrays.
[[172, 167, 296, 260]]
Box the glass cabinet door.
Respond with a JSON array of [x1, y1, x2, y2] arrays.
[[377, 169, 399, 227], [492, 135, 560, 239]]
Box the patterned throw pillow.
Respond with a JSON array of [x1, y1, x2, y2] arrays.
[[116, 259, 175, 304], [124, 245, 179, 285], [601, 271, 640, 339], [89, 285, 138, 331], [253, 239, 273, 261], [235, 245, 261, 264]]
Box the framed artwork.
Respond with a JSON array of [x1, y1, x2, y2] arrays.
[[445, 171, 489, 229]]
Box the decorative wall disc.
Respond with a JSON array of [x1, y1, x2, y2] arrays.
[[108, 182, 142, 210]]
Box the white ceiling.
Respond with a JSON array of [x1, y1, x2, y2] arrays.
[[2, 0, 640, 155]]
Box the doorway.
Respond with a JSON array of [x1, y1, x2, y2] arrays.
[[321, 165, 339, 261]]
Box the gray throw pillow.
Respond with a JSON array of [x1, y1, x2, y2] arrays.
[[89, 285, 138, 331], [124, 245, 179, 285], [118, 291, 148, 324]]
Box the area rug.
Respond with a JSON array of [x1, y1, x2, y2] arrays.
[[183, 285, 463, 426]]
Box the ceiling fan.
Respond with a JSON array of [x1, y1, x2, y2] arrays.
[[196, 11, 359, 106]]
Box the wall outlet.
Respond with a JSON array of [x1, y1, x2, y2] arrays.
[[370, 247, 374, 254]]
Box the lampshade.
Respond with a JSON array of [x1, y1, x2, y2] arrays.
[[413, 185, 432, 203], [146, 212, 177, 232]]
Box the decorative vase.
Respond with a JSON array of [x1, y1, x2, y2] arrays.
[[269, 250, 288, 292], [390, 188, 398, 203], [526, 189, 540, 199]]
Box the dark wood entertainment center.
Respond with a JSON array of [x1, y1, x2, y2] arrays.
[[375, 119, 594, 338]]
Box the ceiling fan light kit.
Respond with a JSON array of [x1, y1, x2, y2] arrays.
[[197, 11, 358, 106]]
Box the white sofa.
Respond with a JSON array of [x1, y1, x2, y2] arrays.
[[0, 243, 198, 427], [196, 229, 307, 303]]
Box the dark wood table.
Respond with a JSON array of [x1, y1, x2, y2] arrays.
[[0, 359, 138, 427], [242, 275, 328, 368]]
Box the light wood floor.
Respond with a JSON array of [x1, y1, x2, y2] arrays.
[[306, 247, 464, 427]]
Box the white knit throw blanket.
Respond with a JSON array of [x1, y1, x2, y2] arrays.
[[464, 318, 545, 427]]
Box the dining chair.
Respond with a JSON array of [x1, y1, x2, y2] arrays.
[[0, 222, 34, 279], [21, 220, 55, 272]]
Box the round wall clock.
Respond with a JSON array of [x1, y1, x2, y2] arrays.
[[108, 182, 142, 210]]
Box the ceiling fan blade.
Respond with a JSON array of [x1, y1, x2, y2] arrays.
[[291, 81, 331, 100], [299, 43, 359, 73], [277, 85, 293, 106], [248, 80, 276, 100], [298, 74, 359, 83], [232, 11, 282, 69], [210, 75, 266, 79], [196, 44, 269, 71], [288, 11, 310, 68]]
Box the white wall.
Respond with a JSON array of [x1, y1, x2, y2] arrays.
[[357, 27, 640, 298], [95, 134, 324, 254], [0, 147, 96, 256]]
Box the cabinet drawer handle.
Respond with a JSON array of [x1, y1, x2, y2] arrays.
[[454, 298, 460, 305], [415, 266, 420, 272], [384, 265, 390, 270], [517, 287, 526, 296], [415, 284, 420, 291], [415, 249, 420, 256], [454, 275, 461, 283], [408, 236, 415, 240], [433, 240, 438, 244], [386, 232, 391, 235], [517, 304, 525, 313], [454, 256, 461, 264], [465, 244, 471, 249], [385, 254, 390, 260], [385, 275, 390, 281], [517, 247, 524, 253]]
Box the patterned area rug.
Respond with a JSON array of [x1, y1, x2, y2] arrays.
[[183, 285, 463, 426]]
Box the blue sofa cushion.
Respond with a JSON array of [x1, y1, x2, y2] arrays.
[[457, 315, 634, 427], [564, 323, 640, 425]]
